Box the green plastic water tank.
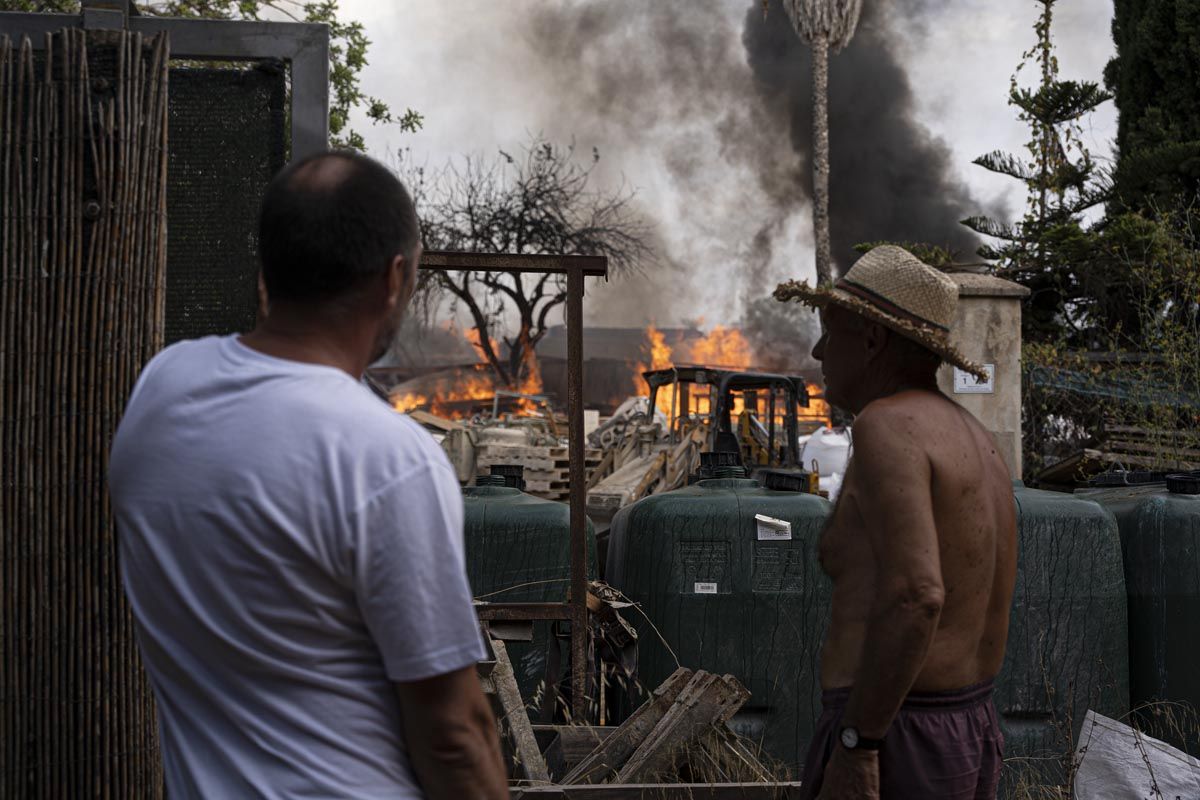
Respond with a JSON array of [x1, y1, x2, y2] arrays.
[[605, 476, 832, 769], [462, 481, 597, 706], [999, 484, 1130, 788], [1079, 473, 1200, 755]]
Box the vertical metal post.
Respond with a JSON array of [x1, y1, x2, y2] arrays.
[[768, 386, 776, 466], [567, 269, 588, 718]]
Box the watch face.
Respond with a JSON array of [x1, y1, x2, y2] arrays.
[[840, 727, 859, 749]]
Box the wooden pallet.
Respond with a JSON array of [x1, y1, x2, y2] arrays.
[[476, 443, 603, 498]]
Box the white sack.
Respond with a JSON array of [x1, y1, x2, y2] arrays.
[[1074, 709, 1200, 799], [801, 425, 851, 477]]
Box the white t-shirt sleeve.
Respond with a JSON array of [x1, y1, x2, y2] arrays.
[[349, 458, 485, 683]]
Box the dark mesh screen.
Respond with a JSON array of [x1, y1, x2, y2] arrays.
[[165, 63, 287, 344]]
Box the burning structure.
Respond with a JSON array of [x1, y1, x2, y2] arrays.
[[379, 322, 830, 421]]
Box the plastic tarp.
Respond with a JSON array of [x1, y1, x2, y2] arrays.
[[1074, 710, 1200, 799]]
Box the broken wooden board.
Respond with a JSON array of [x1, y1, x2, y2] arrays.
[[486, 638, 551, 784], [559, 668, 695, 785], [616, 672, 750, 783]]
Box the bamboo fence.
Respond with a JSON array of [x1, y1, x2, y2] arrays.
[[1, 28, 168, 797]]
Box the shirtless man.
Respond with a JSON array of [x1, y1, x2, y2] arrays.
[[775, 245, 1018, 799]]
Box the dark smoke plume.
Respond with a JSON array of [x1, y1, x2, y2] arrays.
[[744, 0, 989, 272]]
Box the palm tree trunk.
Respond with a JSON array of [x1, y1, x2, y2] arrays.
[[811, 33, 833, 285]]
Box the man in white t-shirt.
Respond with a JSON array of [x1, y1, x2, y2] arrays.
[[109, 151, 508, 799]]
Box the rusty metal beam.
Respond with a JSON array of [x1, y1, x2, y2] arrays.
[[566, 265, 589, 718], [475, 603, 573, 622], [421, 250, 607, 277]]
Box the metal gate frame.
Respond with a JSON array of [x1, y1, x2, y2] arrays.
[[422, 251, 609, 718], [0, 0, 329, 159]]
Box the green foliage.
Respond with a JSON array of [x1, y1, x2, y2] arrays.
[[0, 0, 420, 149], [852, 241, 961, 269], [1106, 0, 1200, 211], [961, 0, 1113, 345], [1023, 207, 1200, 479]]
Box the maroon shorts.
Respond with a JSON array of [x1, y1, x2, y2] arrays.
[[799, 680, 1004, 800]]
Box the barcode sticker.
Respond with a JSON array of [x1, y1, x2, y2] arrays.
[[756, 514, 792, 541], [694, 582, 718, 594]]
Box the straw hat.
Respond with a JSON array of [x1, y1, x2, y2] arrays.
[[773, 245, 988, 381]]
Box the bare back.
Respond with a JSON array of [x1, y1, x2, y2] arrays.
[[819, 390, 1017, 692]]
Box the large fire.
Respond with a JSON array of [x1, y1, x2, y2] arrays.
[[391, 324, 546, 420], [391, 365, 497, 418], [629, 324, 832, 428]]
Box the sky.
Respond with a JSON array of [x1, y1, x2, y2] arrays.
[[339, 0, 1118, 328]]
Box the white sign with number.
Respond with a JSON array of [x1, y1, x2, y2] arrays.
[[953, 364, 996, 395]]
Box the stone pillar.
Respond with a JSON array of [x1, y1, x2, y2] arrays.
[[936, 274, 1030, 479]]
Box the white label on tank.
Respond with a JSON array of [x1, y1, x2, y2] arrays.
[[953, 364, 996, 394], [694, 582, 718, 594], [755, 514, 792, 541]]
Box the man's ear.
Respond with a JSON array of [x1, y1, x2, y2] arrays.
[[863, 320, 889, 362], [385, 254, 407, 310]]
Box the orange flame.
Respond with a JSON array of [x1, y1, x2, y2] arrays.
[[391, 324, 548, 421], [391, 366, 497, 418], [466, 327, 499, 360], [625, 324, 832, 428], [513, 345, 546, 416], [685, 326, 752, 370], [632, 325, 674, 412]]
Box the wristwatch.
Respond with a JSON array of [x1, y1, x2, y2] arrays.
[[839, 726, 884, 751]]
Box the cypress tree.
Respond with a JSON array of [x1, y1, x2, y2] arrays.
[[1105, 0, 1200, 212]]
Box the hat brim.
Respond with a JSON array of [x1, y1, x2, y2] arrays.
[[774, 280, 990, 383]]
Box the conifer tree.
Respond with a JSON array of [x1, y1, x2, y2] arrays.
[[962, 0, 1110, 343]]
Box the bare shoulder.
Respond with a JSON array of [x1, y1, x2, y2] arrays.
[[851, 393, 936, 474], [852, 392, 938, 449]]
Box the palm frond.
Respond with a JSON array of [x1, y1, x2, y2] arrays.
[[781, 0, 864, 51]]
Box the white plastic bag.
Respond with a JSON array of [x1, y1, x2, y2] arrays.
[[1074, 710, 1200, 799]]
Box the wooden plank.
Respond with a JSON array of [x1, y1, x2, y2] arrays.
[[479, 444, 569, 459], [510, 783, 804, 799], [1105, 424, 1183, 439], [630, 452, 668, 502], [531, 725, 614, 768], [1106, 439, 1200, 460], [586, 448, 615, 491], [616, 673, 751, 784], [560, 668, 694, 785], [491, 639, 551, 784], [406, 409, 463, 432]]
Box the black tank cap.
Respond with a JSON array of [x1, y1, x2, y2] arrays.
[[1166, 473, 1200, 495], [760, 470, 807, 493], [475, 475, 507, 487], [489, 464, 526, 490], [700, 451, 742, 469]]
